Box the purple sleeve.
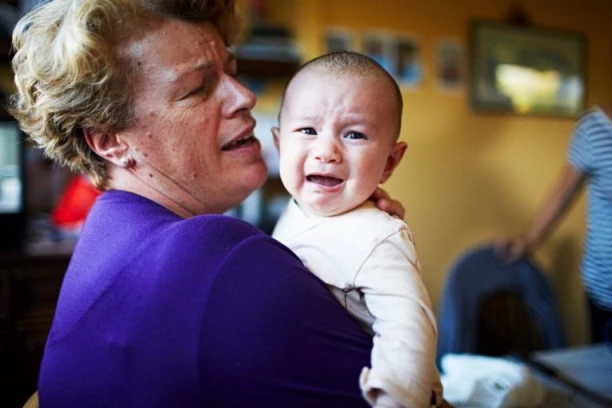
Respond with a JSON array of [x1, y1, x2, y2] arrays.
[[199, 236, 372, 408]]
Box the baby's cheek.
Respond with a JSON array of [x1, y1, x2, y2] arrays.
[[357, 174, 382, 197]]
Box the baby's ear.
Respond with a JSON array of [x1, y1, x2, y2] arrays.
[[272, 127, 280, 151], [380, 142, 407, 183]]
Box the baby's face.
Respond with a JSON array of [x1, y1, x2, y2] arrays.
[[275, 71, 405, 216]]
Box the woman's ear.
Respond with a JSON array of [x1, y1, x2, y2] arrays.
[[272, 127, 280, 151], [380, 142, 407, 184], [84, 128, 131, 168]]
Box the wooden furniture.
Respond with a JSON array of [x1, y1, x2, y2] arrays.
[[0, 250, 70, 408], [22, 392, 38, 408]]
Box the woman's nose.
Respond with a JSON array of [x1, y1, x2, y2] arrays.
[[223, 75, 256, 116]]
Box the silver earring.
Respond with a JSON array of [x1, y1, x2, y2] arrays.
[[120, 155, 134, 168]]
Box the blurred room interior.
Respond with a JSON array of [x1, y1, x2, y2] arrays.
[[0, 0, 611, 406]]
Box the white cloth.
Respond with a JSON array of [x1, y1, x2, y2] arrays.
[[273, 200, 441, 408], [440, 354, 545, 408]]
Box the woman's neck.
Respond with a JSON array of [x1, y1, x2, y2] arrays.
[[106, 165, 205, 219]]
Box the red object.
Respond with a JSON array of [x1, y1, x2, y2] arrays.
[[51, 175, 101, 229], [250, 0, 267, 19]]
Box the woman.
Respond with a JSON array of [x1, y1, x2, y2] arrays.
[[10, 0, 413, 407], [497, 106, 612, 343]]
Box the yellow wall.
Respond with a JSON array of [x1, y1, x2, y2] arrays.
[[261, 0, 612, 345]]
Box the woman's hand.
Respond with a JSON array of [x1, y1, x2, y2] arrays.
[[370, 187, 405, 219], [494, 237, 531, 264]]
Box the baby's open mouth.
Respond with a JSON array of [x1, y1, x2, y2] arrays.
[[306, 175, 343, 186]]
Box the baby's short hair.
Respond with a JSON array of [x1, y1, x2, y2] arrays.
[[280, 51, 403, 140]]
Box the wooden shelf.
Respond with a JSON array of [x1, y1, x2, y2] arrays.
[[0, 36, 12, 63], [237, 58, 299, 78], [0, 250, 70, 407]]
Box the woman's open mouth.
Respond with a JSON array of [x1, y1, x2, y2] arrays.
[[221, 135, 258, 151]]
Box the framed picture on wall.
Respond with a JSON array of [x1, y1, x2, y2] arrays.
[[324, 29, 357, 53], [469, 21, 587, 117], [362, 32, 395, 76], [393, 36, 422, 88], [435, 40, 464, 92]]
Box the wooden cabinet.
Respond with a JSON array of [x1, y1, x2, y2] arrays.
[[0, 251, 69, 408]]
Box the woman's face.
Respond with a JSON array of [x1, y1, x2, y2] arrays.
[[118, 19, 267, 215]]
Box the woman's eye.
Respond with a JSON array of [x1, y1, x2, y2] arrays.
[[179, 85, 207, 100], [299, 127, 317, 135], [189, 86, 207, 96], [345, 131, 366, 140]]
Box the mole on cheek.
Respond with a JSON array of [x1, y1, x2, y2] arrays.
[[149, 173, 153, 178]]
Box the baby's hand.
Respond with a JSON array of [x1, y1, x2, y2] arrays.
[[370, 188, 405, 219]]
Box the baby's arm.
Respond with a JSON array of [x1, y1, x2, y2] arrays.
[[356, 227, 439, 408]]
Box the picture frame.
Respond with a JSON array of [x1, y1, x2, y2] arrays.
[[362, 32, 395, 76], [435, 39, 464, 92], [324, 29, 357, 54], [393, 36, 423, 88], [469, 21, 587, 117]]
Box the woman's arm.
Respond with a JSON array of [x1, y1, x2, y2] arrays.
[[199, 235, 372, 408]]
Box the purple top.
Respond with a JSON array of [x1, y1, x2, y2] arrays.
[[39, 190, 372, 407]]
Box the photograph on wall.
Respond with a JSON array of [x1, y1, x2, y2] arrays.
[[393, 36, 422, 88], [324, 29, 357, 53], [0, 123, 23, 213], [362, 32, 395, 75], [470, 21, 586, 117], [435, 40, 464, 91]]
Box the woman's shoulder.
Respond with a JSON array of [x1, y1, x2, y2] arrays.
[[577, 107, 612, 133], [171, 215, 266, 247], [163, 215, 301, 267]]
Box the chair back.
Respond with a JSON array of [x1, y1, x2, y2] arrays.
[[437, 245, 565, 369]]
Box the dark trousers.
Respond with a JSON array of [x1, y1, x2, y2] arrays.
[[587, 295, 612, 343]]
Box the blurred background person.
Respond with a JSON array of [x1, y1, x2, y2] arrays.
[[497, 106, 612, 343]]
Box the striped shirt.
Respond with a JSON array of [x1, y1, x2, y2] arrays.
[[567, 107, 612, 311]]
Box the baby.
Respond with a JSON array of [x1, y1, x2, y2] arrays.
[[272, 51, 442, 408]]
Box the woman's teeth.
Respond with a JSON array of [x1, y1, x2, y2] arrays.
[[222, 135, 254, 151]]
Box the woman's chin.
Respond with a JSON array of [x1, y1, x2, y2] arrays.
[[249, 161, 269, 189], [236, 162, 269, 196]]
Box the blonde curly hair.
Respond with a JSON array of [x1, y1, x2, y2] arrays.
[[9, 0, 243, 190]]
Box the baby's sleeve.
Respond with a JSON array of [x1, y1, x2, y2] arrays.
[[355, 228, 440, 408]]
